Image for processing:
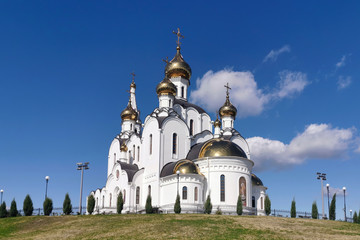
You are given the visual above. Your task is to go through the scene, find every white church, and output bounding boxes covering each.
[89,30,267,215]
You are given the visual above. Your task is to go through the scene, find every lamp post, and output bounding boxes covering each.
[0,189,3,204]
[77,162,89,215]
[326,183,330,219]
[176,170,180,197]
[317,172,327,219]
[45,176,50,199]
[343,186,346,222]
[350,210,353,221]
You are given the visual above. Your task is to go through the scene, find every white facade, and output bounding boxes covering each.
[89,41,267,215]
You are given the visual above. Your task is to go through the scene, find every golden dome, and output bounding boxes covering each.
[219,95,237,119]
[120,100,138,121]
[198,138,247,158]
[213,115,221,128]
[120,142,128,152]
[165,46,192,80]
[173,159,200,174]
[156,77,177,96]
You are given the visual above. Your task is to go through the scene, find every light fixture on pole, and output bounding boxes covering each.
[350,210,352,220]
[45,176,50,199]
[316,172,327,219]
[0,189,3,204]
[343,186,347,222]
[326,183,330,219]
[176,170,180,197]
[77,162,90,215]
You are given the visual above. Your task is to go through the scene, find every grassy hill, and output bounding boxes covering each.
[0,214,359,240]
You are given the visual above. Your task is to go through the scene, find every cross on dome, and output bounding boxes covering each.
[224,82,231,97]
[173,28,184,47]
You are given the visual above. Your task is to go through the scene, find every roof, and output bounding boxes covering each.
[186,142,207,160]
[119,162,139,182]
[160,162,177,178]
[174,98,206,114]
[251,174,264,186]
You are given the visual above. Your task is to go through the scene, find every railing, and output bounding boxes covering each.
[271,209,322,219]
[17,206,87,216]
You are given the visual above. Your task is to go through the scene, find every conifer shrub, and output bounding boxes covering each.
[63,193,72,215]
[358,211,360,224]
[204,195,212,214]
[215,206,222,215]
[117,192,124,214]
[174,194,181,214]
[43,198,53,216]
[145,195,153,214]
[87,195,95,215]
[236,194,243,215]
[290,198,296,218]
[9,199,18,217]
[311,201,318,219]
[353,211,358,224]
[0,202,7,218]
[265,195,271,216]
[329,194,336,220]
[23,195,34,216]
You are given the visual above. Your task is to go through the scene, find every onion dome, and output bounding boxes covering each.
[156,77,177,96]
[213,114,221,128]
[120,99,138,121]
[120,142,128,152]
[219,91,237,119]
[173,159,200,174]
[198,138,247,158]
[165,46,192,80]
[251,174,264,186]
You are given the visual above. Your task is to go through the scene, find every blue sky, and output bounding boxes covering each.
[0,1,359,219]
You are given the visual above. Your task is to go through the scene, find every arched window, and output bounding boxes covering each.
[194,187,198,202]
[190,120,194,136]
[123,190,126,203]
[181,86,184,98]
[102,195,104,208]
[96,197,98,208]
[114,153,116,164]
[220,175,225,202]
[182,186,187,200]
[148,185,151,196]
[133,145,135,159]
[149,134,152,155]
[261,197,263,210]
[172,133,177,154]
[136,186,140,204]
[130,123,133,130]
[109,193,112,207]
[137,146,140,162]
[239,177,246,206]
[252,196,255,208]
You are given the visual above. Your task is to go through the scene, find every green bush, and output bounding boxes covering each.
[9,199,18,217]
[23,195,34,216]
[174,194,181,214]
[265,195,271,216]
[145,195,152,214]
[329,194,336,220]
[87,195,95,215]
[43,198,53,216]
[117,192,124,214]
[0,202,7,218]
[236,194,243,215]
[215,206,222,215]
[63,193,72,215]
[204,195,212,214]
[358,211,360,224]
[311,201,318,219]
[290,199,296,218]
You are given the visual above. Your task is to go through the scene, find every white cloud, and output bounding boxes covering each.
[190,69,308,118]
[323,186,346,198]
[247,124,355,171]
[337,76,352,90]
[335,55,346,69]
[263,45,291,62]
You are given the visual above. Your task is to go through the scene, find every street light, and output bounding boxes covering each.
[350,210,353,220]
[316,172,327,219]
[176,170,180,197]
[0,189,3,204]
[45,176,50,199]
[77,162,89,215]
[343,186,347,222]
[326,183,330,219]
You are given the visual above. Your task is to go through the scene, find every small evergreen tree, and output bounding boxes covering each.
[353,211,358,224]
[204,195,212,214]
[329,194,336,220]
[63,193,72,215]
[290,198,296,218]
[87,195,95,215]
[358,211,360,224]
[117,192,124,214]
[265,195,271,216]
[145,195,153,214]
[311,201,318,219]
[9,199,18,217]
[174,194,181,214]
[43,198,53,216]
[236,194,243,215]
[23,195,34,216]
[0,202,7,218]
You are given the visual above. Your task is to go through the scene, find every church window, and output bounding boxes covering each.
[123,190,126,203]
[181,86,184,98]
[136,186,140,204]
[220,175,225,202]
[114,153,116,164]
[194,187,198,202]
[182,186,187,200]
[239,177,247,206]
[172,133,177,154]
[148,185,151,196]
[102,196,104,208]
[96,197,98,208]
[149,134,153,155]
[190,120,194,136]
[133,145,135,159]
[261,197,263,210]
[137,146,140,162]
[130,123,133,130]
[252,196,255,208]
[109,193,112,207]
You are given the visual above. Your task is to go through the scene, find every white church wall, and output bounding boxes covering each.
[107,138,121,176]
[201,114,212,132]
[231,136,251,159]
[186,108,199,136]
[191,130,213,146]
[127,134,142,166]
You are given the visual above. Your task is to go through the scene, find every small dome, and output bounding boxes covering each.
[251,174,263,186]
[120,142,128,152]
[165,46,192,80]
[173,159,200,174]
[213,116,221,128]
[199,138,247,158]
[219,95,237,119]
[156,77,177,96]
[120,100,138,121]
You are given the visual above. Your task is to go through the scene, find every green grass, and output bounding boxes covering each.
[0,214,359,239]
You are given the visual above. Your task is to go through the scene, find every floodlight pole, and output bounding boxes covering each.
[0,189,3,204]
[326,183,330,219]
[77,162,89,215]
[45,176,50,199]
[316,172,326,219]
[176,170,180,197]
[343,187,347,222]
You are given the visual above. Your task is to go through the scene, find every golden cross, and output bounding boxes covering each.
[162,57,169,64]
[224,83,231,96]
[130,72,135,82]
[172,28,184,47]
